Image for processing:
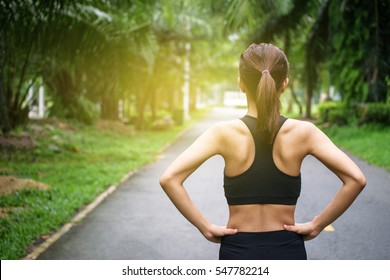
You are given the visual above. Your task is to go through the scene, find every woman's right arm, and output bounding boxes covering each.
[160,123,237,243]
[284,123,366,240]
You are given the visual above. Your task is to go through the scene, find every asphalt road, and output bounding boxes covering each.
[38,107,390,260]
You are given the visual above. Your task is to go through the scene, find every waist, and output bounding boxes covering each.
[227,204,295,232]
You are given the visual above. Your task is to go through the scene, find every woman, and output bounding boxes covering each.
[159,43,366,260]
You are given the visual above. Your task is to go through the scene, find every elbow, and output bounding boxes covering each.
[354,173,367,191]
[159,172,174,190]
[359,175,367,190]
[159,174,169,190]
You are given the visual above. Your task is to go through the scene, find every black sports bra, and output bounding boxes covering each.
[223,115,301,205]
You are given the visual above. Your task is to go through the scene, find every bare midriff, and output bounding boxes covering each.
[227,204,295,232]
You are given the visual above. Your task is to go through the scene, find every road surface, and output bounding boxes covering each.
[38,107,390,260]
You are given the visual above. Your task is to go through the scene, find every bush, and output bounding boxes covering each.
[49,95,99,125]
[328,107,349,125]
[70,96,100,125]
[358,103,390,126]
[318,102,349,124]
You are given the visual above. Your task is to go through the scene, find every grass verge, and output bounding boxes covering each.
[323,124,390,172]
[0,109,209,259]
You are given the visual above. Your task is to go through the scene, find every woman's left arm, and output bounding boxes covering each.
[284,123,366,240]
[160,123,237,243]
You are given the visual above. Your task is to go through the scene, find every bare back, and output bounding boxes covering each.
[219,117,311,232]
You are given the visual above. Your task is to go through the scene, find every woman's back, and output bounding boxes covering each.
[160,43,365,260]
[219,116,311,232]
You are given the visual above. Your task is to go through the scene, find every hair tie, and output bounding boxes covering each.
[262,70,269,74]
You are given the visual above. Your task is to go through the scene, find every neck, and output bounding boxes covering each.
[246,94,257,117]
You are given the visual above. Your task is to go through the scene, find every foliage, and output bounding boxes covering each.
[326,107,349,126]
[222,0,324,118]
[1,0,388,130]
[328,0,389,104]
[318,101,390,126]
[357,103,390,126]
[40,1,158,122]
[318,101,348,124]
[0,109,209,259]
[324,124,390,172]
[0,0,266,133]
[223,0,390,119]
[49,95,99,125]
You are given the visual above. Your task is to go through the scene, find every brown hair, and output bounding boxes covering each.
[239,43,289,143]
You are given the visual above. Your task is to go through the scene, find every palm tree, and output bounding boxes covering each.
[223,0,389,118]
[0,0,159,132]
[0,0,106,131]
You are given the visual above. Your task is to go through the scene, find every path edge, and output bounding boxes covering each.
[23,111,210,260]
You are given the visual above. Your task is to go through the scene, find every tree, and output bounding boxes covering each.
[224,0,316,117]
[0,0,108,131]
[223,0,390,118]
[0,0,159,132]
[328,0,389,104]
[0,0,63,132]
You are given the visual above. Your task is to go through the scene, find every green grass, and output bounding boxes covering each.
[323,124,390,172]
[281,101,390,171]
[0,109,209,259]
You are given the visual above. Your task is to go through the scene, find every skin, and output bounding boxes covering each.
[160,78,366,243]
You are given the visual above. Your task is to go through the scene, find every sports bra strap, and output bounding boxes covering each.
[240,115,288,144]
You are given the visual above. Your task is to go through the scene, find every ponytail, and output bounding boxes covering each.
[256,71,281,143]
[239,43,288,144]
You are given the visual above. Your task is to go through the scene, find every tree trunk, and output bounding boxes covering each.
[100,94,118,120]
[289,80,303,116]
[367,0,387,103]
[150,89,156,121]
[305,86,313,119]
[189,84,197,113]
[136,90,148,130]
[0,71,11,133]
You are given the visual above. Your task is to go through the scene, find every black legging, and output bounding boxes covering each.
[219,230,307,260]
